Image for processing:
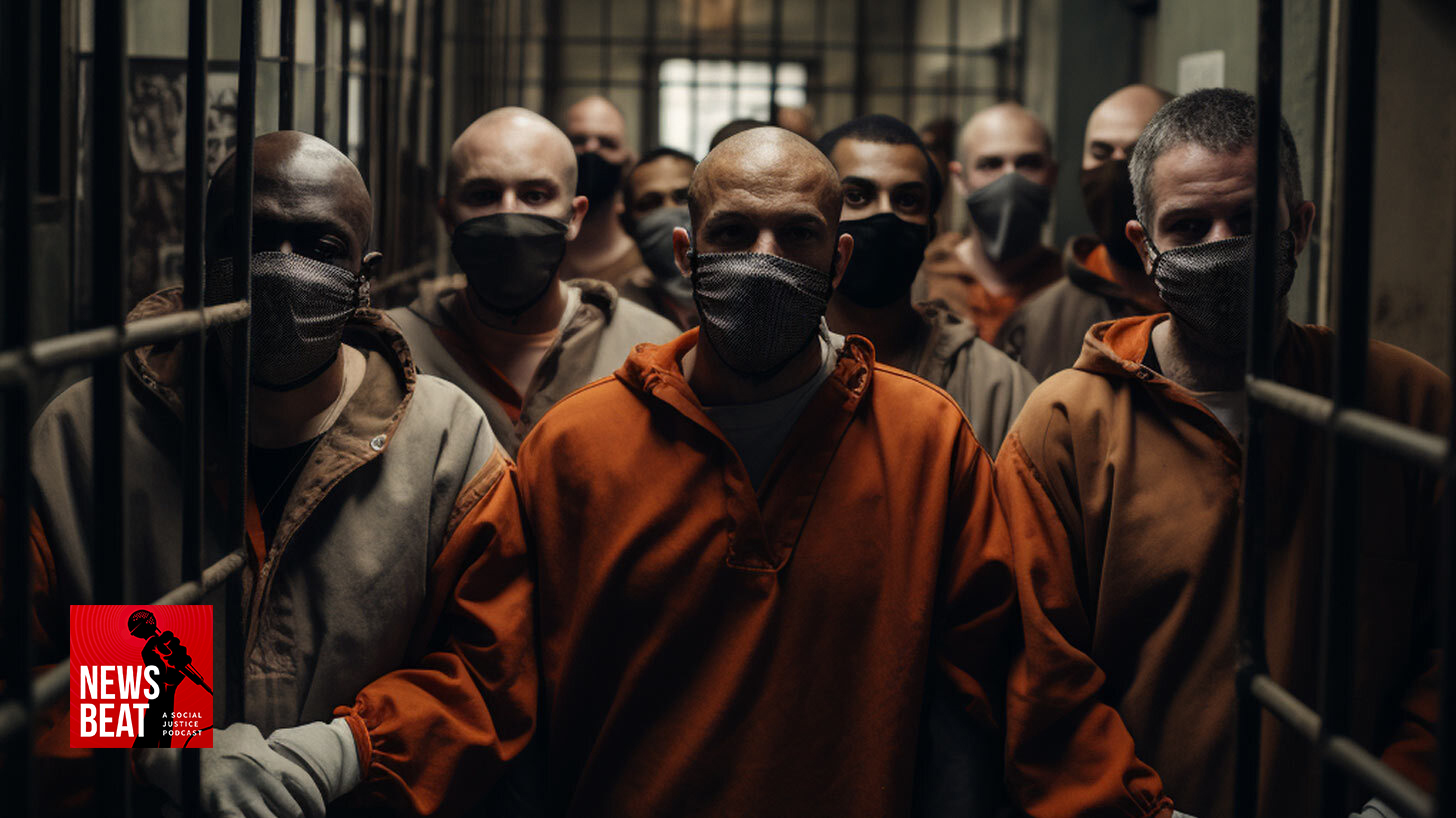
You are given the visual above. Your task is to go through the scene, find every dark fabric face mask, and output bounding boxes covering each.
[206,251,366,390]
[837,213,931,308]
[1080,159,1144,270]
[1148,229,1298,356]
[451,212,570,315]
[964,171,1052,263]
[689,250,834,378]
[631,205,695,302]
[576,152,624,212]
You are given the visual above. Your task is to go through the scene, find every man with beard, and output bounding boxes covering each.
[998,84,1172,380]
[818,114,1035,457]
[945,103,1063,347]
[465,127,1025,816]
[617,146,700,328]
[997,88,1444,817]
[387,107,678,455]
[557,95,648,287]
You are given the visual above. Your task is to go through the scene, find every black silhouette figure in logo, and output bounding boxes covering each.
[127,609,211,748]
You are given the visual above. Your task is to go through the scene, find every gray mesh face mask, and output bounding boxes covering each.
[1148,230,1297,355]
[632,205,695,303]
[206,251,366,389]
[689,250,833,377]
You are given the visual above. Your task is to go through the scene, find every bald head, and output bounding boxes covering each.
[677,127,847,280]
[564,95,632,165]
[206,130,374,271]
[1083,84,1173,170]
[953,102,1056,194]
[689,127,843,233]
[440,107,586,234]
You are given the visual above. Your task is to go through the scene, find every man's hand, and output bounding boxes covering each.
[134,722,327,818]
[141,630,190,687]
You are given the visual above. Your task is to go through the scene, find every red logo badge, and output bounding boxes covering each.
[69,605,214,748]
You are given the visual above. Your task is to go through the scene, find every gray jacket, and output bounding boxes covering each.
[387,277,680,455]
[906,301,1037,459]
[26,288,502,734]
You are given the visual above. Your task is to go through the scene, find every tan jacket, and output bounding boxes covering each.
[996,314,1446,817]
[997,236,1156,381]
[387,278,679,455]
[906,301,1037,458]
[16,289,533,815]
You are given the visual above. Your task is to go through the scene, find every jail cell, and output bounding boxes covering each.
[3,0,1456,815]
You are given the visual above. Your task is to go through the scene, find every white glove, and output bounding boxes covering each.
[267,717,363,804]
[1172,812,1199,818]
[134,722,327,818]
[1351,798,1401,818]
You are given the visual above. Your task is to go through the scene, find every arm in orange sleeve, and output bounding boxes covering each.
[934,430,1019,735]
[332,450,537,818]
[995,433,1172,818]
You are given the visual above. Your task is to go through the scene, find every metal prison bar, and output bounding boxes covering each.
[0,0,266,815]
[1236,1,1453,818]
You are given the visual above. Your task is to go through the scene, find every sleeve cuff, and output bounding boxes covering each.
[332,704,372,778]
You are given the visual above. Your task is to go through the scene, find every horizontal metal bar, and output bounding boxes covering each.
[558,78,1005,96]
[507,33,1012,57]
[0,548,246,743]
[0,302,249,385]
[1247,376,1448,471]
[1250,673,1435,817]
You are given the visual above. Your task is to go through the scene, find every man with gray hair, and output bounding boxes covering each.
[995,87,1445,816]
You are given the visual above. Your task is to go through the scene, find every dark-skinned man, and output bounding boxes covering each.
[461,126,1022,815]
[557,95,648,287]
[10,131,534,816]
[999,84,1172,380]
[941,102,1063,347]
[818,114,1035,458]
[617,146,699,328]
[997,88,1445,817]
[388,107,677,455]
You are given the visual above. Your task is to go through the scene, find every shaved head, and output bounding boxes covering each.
[957,102,1052,164]
[1083,84,1173,170]
[447,107,578,198]
[206,130,374,270]
[688,126,843,234]
[952,101,1057,194]
[564,95,632,164]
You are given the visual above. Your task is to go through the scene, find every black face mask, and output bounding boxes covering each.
[451,212,569,315]
[576,152,624,213]
[836,213,931,308]
[964,171,1051,263]
[1080,160,1143,270]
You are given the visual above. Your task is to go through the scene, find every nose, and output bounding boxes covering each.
[275,240,295,254]
[749,229,781,258]
[871,190,895,216]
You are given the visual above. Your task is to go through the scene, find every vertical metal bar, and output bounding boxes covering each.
[948,0,960,118]
[689,0,700,153]
[639,0,657,146]
[1236,1,1285,815]
[314,0,327,136]
[768,0,783,120]
[93,0,131,807]
[1319,0,1376,813]
[360,0,375,197]
[1437,95,1456,818]
[340,0,352,152]
[730,0,742,120]
[281,0,297,129]
[429,0,443,174]
[1,0,38,811]
[228,0,261,727]
[852,0,869,116]
[516,0,527,105]
[542,0,562,118]
[900,0,914,122]
[813,0,826,122]
[181,0,210,809]
[599,0,612,94]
